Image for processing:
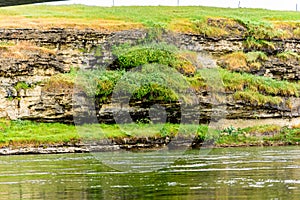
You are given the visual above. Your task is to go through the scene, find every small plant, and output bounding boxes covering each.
[244,37,275,50]
[222,126,239,136]
[277,51,300,61]
[293,28,300,38]
[246,51,268,62]
[14,82,30,91]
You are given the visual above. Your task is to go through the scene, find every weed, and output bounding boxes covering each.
[244,37,275,50]
[14,82,30,91]
[43,74,74,93]
[277,51,300,61]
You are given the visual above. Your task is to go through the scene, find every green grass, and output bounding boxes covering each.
[44,41,299,107]
[217,124,300,146]
[14,81,31,91]
[220,68,300,96]
[0,119,299,148]
[1,5,299,25]
[0,119,79,147]
[48,64,300,106]
[112,43,197,75]
[1,5,300,38]
[277,51,300,61]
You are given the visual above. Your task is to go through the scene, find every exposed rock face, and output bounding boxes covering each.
[249,58,300,81]
[0,28,299,123]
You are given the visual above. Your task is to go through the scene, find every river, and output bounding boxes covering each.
[0,146,299,199]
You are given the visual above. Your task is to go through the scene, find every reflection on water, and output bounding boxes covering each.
[0,146,299,199]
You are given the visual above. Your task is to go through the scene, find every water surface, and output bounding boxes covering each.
[0,146,299,199]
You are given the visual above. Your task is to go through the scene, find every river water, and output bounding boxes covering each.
[0,146,299,199]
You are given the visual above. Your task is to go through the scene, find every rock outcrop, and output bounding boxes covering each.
[0,28,299,123]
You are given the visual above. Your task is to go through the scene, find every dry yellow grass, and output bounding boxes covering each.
[168,18,195,34]
[0,16,143,32]
[169,17,244,37]
[220,52,248,70]
[43,74,74,94]
[0,41,55,59]
[272,21,300,39]
[292,123,300,129]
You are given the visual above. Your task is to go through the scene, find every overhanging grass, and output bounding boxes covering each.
[47,65,300,106]
[220,68,300,97]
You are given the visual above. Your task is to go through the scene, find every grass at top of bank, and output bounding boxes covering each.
[0,119,299,148]
[1,5,299,25]
[0,5,300,38]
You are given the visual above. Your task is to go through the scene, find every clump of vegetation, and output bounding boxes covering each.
[293,28,300,38]
[242,124,282,136]
[217,124,300,146]
[219,52,248,71]
[246,51,268,62]
[233,90,283,106]
[277,51,300,61]
[273,21,300,39]
[244,37,275,51]
[221,68,300,97]
[14,81,31,91]
[43,73,75,93]
[112,43,197,75]
[242,21,287,39]
[191,18,228,37]
[169,17,246,38]
[79,64,192,103]
[220,68,300,105]
[220,51,268,71]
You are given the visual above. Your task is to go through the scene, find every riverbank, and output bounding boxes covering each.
[0,5,299,155]
[0,120,299,155]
